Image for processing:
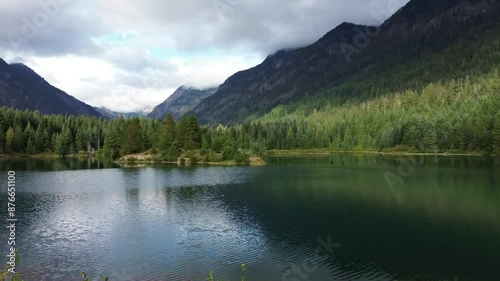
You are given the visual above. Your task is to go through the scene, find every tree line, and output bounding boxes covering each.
[0,108,256,163]
[246,67,500,155]
[0,68,499,159]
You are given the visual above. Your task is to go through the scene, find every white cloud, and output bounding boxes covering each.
[3,51,262,112]
[0,0,409,112]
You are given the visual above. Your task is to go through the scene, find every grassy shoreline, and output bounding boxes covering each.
[116,152,266,166]
[267,149,486,157]
[0,149,488,162]
[0,152,98,159]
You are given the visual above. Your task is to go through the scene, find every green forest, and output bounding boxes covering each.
[252,67,500,154]
[1,25,500,160]
[0,65,499,161]
[0,108,261,164]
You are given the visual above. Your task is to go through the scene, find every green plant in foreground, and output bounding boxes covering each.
[0,249,23,281]
[81,272,108,281]
[208,264,247,281]
[241,264,247,281]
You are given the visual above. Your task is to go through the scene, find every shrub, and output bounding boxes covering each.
[208,152,223,162]
[222,145,238,161]
[235,152,250,164]
[251,142,267,157]
[189,155,199,163]
[162,147,180,162]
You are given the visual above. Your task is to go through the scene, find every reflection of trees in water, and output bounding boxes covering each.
[161,185,208,203]
[0,157,118,171]
[126,188,139,201]
[178,186,199,201]
[162,186,174,204]
[267,153,498,170]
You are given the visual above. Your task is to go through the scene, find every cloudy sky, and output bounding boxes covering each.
[0,0,409,112]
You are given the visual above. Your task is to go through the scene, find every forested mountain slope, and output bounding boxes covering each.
[191,0,500,124]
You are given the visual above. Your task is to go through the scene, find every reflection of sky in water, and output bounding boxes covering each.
[3,167,265,281]
[0,155,499,281]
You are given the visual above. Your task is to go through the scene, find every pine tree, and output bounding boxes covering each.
[55,133,67,156]
[424,128,438,153]
[5,127,14,153]
[176,116,188,149]
[24,122,34,141]
[55,129,73,156]
[120,118,143,155]
[285,127,295,149]
[13,126,24,153]
[26,137,36,155]
[158,113,176,149]
[0,113,5,152]
[185,115,201,150]
[104,125,121,159]
[492,113,500,155]
[34,125,45,153]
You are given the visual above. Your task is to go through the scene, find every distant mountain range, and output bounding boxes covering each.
[0,58,101,117]
[147,86,218,120]
[2,0,499,124]
[0,56,216,120]
[190,0,500,124]
[94,106,153,119]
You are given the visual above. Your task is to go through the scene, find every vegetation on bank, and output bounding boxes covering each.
[1,63,499,164]
[117,149,265,166]
[239,26,500,157]
[0,109,266,165]
[267,148,484,156]
[0,34,499,160]
[247,67,500,156]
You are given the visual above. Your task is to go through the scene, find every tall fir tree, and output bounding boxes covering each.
[120,118,143,155]
[5,127,14,154]
[158,113,176,149]
[492,113,500,155]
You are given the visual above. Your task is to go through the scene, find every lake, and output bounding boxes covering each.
[0,154,499,281]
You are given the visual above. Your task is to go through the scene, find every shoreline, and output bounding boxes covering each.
[267,149,487,157]
[0,153,99,159]
[117,153,266,167]
[0,149,490,162]
[115,160,266,167]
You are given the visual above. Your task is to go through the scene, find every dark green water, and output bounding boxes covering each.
[0,154,499,281]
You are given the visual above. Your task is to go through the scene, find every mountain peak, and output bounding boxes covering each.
[9,63,42,81]
[191,0,500,124]
[148,86,218,120]
[0,58,101,117]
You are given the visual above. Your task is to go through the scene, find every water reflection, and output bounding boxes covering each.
[0,157,118,171]
[0,156,498,281]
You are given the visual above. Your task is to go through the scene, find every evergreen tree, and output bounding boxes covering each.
[5,127,14,153]
[55,129,73,156]
[423,128,438,153]
[176,116,188,149]
[13,126,24,153]
[185,115,201,150]
[26,137,36,155]
[120,118,143,155]
[492,113,500,155]
[158,113,176,149]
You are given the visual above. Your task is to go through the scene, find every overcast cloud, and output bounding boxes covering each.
[0,0,409,112]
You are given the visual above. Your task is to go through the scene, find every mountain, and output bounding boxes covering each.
[94,106,152,119]
[148,86,218,120]
[0,59,101,117]
[191,0,500,124]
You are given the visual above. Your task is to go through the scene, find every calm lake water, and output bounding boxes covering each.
[0,154,499,281]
